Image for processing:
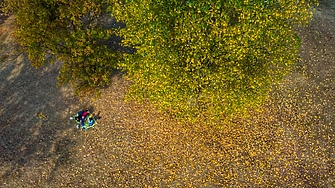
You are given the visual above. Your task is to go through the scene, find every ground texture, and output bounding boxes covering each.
[0,1,334,187]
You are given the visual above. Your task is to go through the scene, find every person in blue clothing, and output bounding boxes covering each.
[87,114,97,128]
[70,109,91,130]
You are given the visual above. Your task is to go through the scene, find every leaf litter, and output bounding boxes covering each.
[1,1,335,187]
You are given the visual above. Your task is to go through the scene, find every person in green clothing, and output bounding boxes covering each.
[86,114,97,128]
[70,109,97,130]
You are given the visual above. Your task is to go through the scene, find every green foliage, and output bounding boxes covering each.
[3,0,120,95]
[111,0,317,121]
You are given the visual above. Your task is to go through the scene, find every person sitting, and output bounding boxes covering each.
[87,114,97,127]
[70,109,90,129]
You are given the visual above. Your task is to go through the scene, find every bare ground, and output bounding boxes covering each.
[0,1,334,187]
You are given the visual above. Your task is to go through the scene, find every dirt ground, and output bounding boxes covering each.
[0,1,334,187]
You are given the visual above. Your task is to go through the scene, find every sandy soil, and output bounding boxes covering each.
[0,1,334,187]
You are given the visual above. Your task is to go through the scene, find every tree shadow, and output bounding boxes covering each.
[101,34,137,54]
[98,14,137,54]
[0,14,8,25]
[0,16,118,185]
[0,26,80,185]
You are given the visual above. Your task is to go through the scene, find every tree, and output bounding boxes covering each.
[2,0,121,95]
[111,0,317,121]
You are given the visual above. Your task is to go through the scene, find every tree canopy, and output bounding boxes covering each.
[2,0,120,95]
[2,0,318,121]
[111,0,317,121]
